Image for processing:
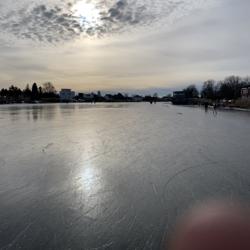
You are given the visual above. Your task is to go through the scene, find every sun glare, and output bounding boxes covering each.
[72,1,102,28]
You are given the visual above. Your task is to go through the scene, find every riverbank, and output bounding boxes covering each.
[199,98,250,112]
[221,106,250,112]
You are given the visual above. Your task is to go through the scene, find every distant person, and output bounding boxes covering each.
[169,201,250,250]
[213,103,218,116]
[204,102,209,112]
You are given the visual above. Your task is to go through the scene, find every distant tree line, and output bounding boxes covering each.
[1,75,249,105]
[201,76,250,100]
[181,76,250,100]
[0,82,58,103]
[75,92,165,103]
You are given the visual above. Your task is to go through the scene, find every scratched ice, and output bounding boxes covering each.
[0,103,250,249]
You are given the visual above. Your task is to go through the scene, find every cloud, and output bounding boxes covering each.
[0,3,83,42]
[0,0,249,92]
[0,0,215,43]
[101,0,147,26]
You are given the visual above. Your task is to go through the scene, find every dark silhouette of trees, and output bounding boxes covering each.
[1,75,249,105]
[23,84,32,99]
[143,96,153,102]
[93,93,105,102]
[0,85,22,103]
[173,75,249,106]
[200,76,250,101]
[41,82,58,99]
[183,85,199,98]
[31,83,39,100]
[219,76,243,100]
[8,85,22,101]
[201,80,216,100]
[38,86,43,99]
[0,88,8,98]
[0,82,59,103]
[112,93,125,101]
[43,82,56,94]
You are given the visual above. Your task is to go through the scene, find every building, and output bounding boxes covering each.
[59,89,75,101]
[172,91,187,105]
[241,87,250,99]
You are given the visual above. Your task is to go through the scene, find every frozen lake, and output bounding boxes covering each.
[0,103,250,249]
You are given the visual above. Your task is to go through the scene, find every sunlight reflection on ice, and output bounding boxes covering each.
[81,166,101,193]
[72,135,110,220]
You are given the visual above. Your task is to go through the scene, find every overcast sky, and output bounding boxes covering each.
[0,0,249,93]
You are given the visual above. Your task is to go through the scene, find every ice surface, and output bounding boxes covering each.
[0,103,250,249]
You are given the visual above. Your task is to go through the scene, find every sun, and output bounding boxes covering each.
[72,1,102,28]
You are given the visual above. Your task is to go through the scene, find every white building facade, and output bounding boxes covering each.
[59,89,75,101]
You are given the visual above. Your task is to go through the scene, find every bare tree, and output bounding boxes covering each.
[201,80,216,100]
[42,82,56,94]
[183,85,199,98]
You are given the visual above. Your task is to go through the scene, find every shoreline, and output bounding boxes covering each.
[1,102,250,112]
[220,106,250,112]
